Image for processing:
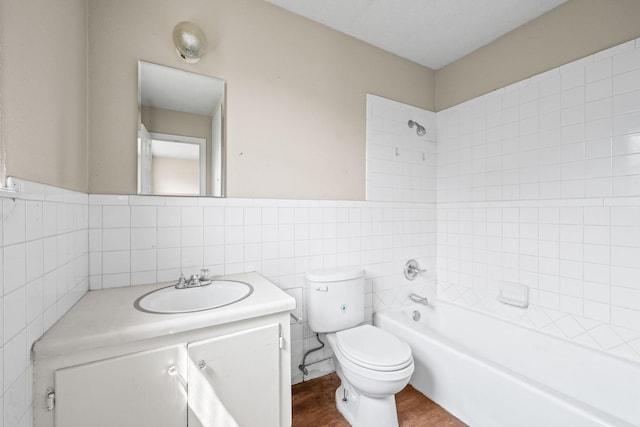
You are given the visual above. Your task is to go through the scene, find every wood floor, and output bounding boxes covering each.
[292,373,466,427]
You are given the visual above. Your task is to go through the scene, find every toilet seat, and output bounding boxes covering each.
[334,325,413,372]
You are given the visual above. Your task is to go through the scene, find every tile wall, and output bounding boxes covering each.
[0,179,89,427]
[87,195,436,382]
[436,38,640,362]
[366,94,436,203]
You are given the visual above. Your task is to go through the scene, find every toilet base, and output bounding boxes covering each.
[335,383,399,427]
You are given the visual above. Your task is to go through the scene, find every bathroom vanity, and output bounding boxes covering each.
[32,272,296,427]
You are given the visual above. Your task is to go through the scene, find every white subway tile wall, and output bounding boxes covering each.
[366,94,437,203]
[88,195,437,383]
[0,179,88,427]
[436,38,640,362]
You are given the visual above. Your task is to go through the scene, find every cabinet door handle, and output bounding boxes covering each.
[167,365,187,393]
[168,361,206,374]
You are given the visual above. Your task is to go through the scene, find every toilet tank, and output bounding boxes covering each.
[305,267,365,333]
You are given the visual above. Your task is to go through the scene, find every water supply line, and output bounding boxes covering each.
[298,333,325,377]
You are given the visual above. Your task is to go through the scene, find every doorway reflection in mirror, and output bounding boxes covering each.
[139,130,205,195]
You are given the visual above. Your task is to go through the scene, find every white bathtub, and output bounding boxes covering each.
[376,302,640,427]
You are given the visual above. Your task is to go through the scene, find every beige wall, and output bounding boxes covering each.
[0,0,88,191]
[141,107,212,141]
[7,0,635,196]
[88,0,436,200]
[436,0,640,110]
[153,156,200,195]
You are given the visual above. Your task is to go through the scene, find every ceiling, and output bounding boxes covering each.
[139,61,224,116]
[265,0,568,70]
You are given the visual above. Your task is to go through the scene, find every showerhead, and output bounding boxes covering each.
[408,120,426,137]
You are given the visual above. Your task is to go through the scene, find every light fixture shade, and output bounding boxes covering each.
[172,21,207,63]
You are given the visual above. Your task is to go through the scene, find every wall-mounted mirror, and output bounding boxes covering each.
[138,61,225,197]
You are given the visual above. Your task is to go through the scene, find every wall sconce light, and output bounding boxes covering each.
[172,21,207,63]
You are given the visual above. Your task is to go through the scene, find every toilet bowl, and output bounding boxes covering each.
[327,325,414,426]
[304,267,414,427]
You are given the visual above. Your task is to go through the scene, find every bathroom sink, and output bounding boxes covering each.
[134,280,253,314]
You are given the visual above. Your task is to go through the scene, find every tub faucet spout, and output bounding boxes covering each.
[409,293,428,305]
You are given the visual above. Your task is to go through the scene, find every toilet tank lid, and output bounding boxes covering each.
[305,266,364,282]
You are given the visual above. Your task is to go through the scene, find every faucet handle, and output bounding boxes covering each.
[404,259,427,281]
[199,268,212,286]
[175,274,187,289]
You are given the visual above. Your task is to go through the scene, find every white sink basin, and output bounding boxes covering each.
[134,280,253,314]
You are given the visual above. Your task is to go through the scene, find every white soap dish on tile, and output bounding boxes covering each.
[497,281,529,308]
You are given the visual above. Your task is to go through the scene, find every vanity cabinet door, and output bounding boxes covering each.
[54,345,187,427]
[187,323,281,427]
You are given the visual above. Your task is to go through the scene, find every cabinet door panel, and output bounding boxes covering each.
[55,345,187,427]
[188,323,280,427]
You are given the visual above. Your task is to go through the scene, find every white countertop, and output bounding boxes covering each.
[33,272,296,359]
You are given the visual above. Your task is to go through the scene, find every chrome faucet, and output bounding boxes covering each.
[186,274,201,287]
[175,269,212,289]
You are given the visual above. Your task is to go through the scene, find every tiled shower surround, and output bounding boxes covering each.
[366,94,437,203]
[436,38,640,360]
[2,37,640,426]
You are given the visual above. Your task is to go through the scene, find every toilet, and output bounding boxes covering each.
[305,267,414,427]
